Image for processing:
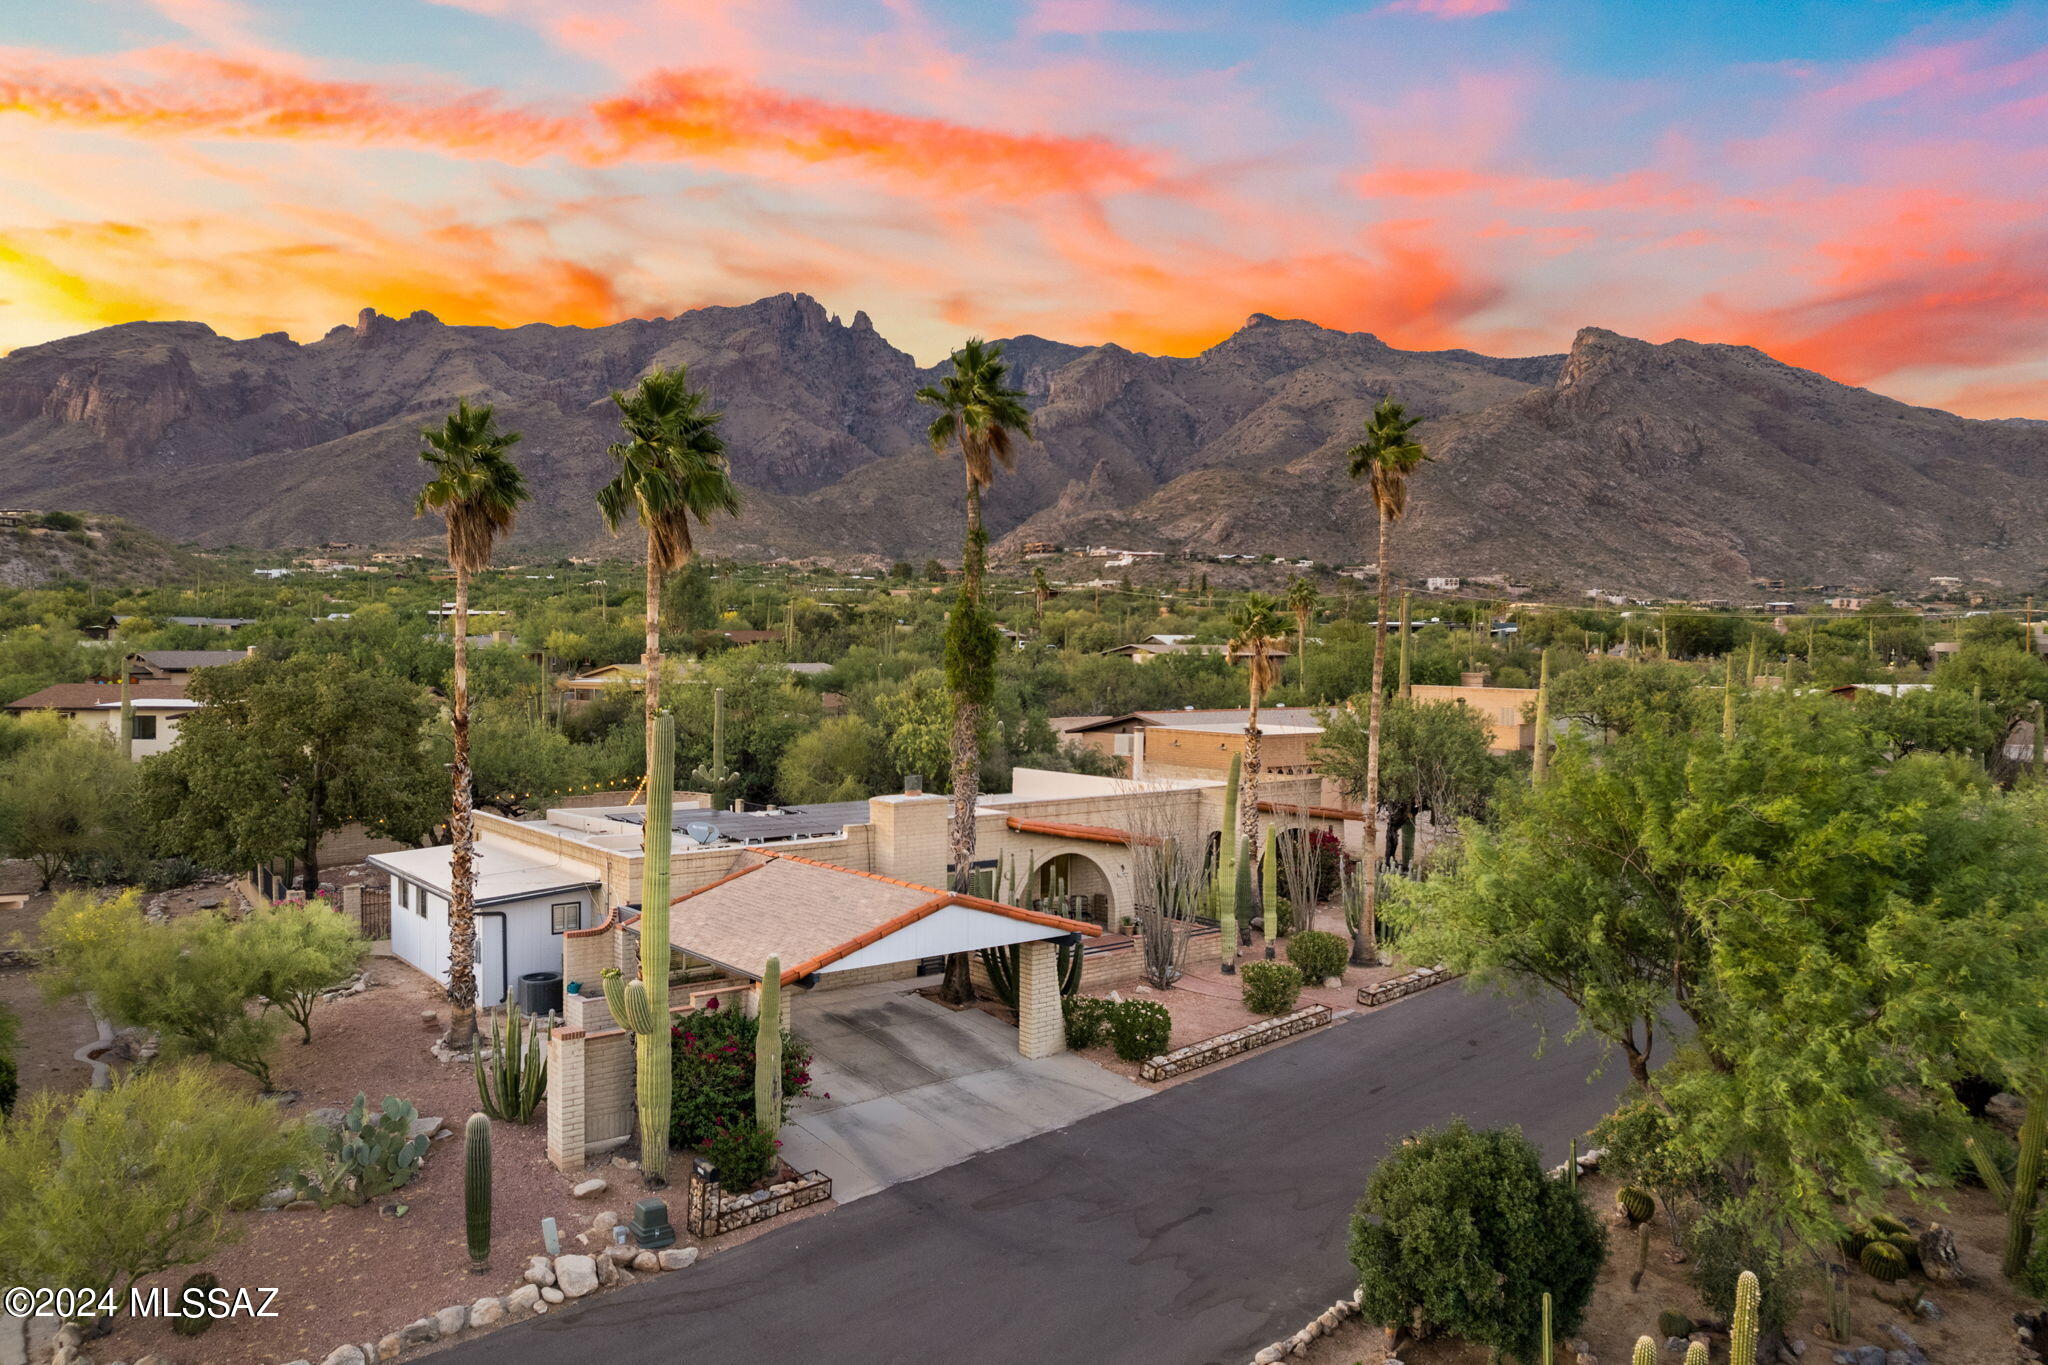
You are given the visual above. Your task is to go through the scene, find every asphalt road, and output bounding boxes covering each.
[441,985,1628,1365]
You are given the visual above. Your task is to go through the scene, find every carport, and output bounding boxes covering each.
[666,852,1102,1059]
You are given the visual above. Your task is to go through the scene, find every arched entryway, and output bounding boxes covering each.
[1028,850,1119,930]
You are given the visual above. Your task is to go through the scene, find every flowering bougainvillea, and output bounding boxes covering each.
[668,997,813,1149]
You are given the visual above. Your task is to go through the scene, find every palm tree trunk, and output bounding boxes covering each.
[1297,618,1309,696]
[1354,513,1392,967]
[445,563,478,1047]
[941,478,985,1005]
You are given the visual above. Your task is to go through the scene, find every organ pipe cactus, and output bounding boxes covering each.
[464,1113,492,1270]
[1214,754,1240,974]
[1683,1344,1707,1365]
[1629,1222,1651,1292]
[605,709,676,1182]
[1730,1269,1760,1365]
[755,954,783,1139]
[1540,1292,1552,1365]
[1261,824,1279,957]
[1966,1093,2047,1281]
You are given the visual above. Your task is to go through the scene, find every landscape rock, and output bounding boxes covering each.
[603,1242,638,1266]
[258,1184,297,1210]
[540,1286,565,1304]
[321,1348,366,1365]
[524,1254,555,1286]
[409,1116,445,1140]
[658,1247,699,1270]
[504,1284,542,1318]
[596,1252,619,1287]
[588,1208,620,1237]
[433,1304,468,1337]
[469,1296,504,1329]
[554,1254,599,1298]
[377,1332,402,1358]
[399,1316,439,1346]
[632,1250,660,1272]
[1253,1347,1284,1364]
[1322,976,1342,988]
[571,1177,608,1198]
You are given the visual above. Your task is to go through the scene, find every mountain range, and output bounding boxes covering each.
[2,292,2043,595]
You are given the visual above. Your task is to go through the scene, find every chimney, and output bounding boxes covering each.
[903,774,923,796]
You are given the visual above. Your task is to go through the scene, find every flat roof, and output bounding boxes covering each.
[606,800,875,846]
[368,844,599,906]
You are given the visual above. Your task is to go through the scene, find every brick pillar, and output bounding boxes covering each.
[1016,939,1065,1059]
[546,1029,588,1173]
[340,883,362,921]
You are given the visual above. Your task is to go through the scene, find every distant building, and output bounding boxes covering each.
[1425,577,1461,592]
[125,648,253,678]
[556,663,646,708]
[1409,682,1538,753]
[1099,633,1216,663]
[5,680,199,758]
[1828,597,1866,611]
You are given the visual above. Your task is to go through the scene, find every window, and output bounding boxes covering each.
[551,901,582,934]
[130,715,157,741]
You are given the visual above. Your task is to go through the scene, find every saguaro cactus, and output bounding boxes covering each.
[1729,1268,1760,1365]
[691,685,739,810]
[602,709,677,1183]
[1540,1291,1552,1365]
[464,1112,492,1270]
[755,954,783,1138]
[1214,754,1241,974]
[1683,1344,1708,1365]
[1631,1336,1658,1365]
[1532,649,1551,782]
[1261,824,1279,957]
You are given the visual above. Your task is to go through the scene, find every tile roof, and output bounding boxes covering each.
[1256,800,1365,821]
[1004,816,1162,846]
[131,649,248,671]
[663,852,1098,984]
[7,680,190,710]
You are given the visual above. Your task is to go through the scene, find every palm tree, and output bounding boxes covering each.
[1031,565,1056,629]
[598,366,743,758]
[1345,398,1430,967]
[1285,576,1320,696]
[1227,594,1287,861]
[415,399,529,1048]
[916,338,1032,1004]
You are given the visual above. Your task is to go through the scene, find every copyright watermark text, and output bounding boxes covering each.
[5,1285,281,1320]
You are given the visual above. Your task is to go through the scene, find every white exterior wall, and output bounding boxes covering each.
[386,873,592,1006]
[65,707,185,758]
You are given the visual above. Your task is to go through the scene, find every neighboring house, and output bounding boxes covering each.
[1409,681,1538,752]
[125,648,252,678]
[784,662,833,677]
[161,615,259,630]
[715,629,783,646]
[1100,633,1213,663]
[1060,707,1324,766]
[4,679,198,757]
[556,663,647,708]
[1425,577,1461,591]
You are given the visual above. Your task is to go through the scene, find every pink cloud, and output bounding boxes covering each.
[1378,0,1512,18]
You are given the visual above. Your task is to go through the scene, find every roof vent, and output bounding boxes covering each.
[903,774,923,795]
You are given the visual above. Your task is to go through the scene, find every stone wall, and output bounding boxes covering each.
[1139,1003,1332,1082]
[684,1162,833,1238]
[1357,965,1460,1007]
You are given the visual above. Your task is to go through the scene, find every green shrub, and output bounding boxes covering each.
[1106,999,1171,1062]
[704,1117,779,1191]
[0,1065,311,1301]
[1348,1119,1606,1361]
[669,996,812,1149]
[1240,960,1304,1015]
[1062,996,1112,1050]
[1684,1202,1799,1335]
[1285,930,1349,983]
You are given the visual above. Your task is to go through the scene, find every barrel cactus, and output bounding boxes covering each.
[1631,1335,1659,1365]
[1618,1185,1655,1226]
[1656,1310,1692,1340]
[465,1112,492,1270]
[1860,1240,1907,1283]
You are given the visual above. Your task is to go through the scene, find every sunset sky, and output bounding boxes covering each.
[2,0,2045,416]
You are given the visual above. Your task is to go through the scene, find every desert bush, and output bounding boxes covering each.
[669,996,812,1148]
[1062,995,1112,1050]
[704,1117,779,1190]
[1106,999,1171,1061]
[1240,960,1304,1015]
[1348,1119,1605,1361]
[242,901,366,1044]
[0,1065,310,1305]
[1285,929,1349,983]
[1685,1200,1800,1335]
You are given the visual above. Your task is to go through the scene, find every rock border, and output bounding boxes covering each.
[1139,1004,1334,1082]
[1248,1288,1367,1363]
[1356,966,1460,1008]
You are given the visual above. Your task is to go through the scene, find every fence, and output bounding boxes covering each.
[356,885,391,940]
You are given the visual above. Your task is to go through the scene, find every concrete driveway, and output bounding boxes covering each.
[778,983,1146,1201]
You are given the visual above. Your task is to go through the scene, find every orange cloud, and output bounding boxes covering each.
[0,48,1159,200]
[1936,377,2048,421]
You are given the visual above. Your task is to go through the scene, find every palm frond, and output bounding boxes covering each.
[414,399,530,576]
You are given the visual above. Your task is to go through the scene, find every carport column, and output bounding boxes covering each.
[1016,940,1066,1059]
[546,1028,588,1173]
